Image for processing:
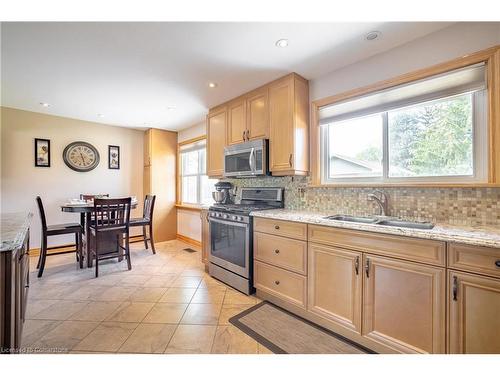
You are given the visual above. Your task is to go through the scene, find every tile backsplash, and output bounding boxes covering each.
[226,176,500,227]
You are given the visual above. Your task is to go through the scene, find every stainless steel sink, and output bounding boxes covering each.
[376,219,435,230]
[323,215,378,224]
[324,215,434,230]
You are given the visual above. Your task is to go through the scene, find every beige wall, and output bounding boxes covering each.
[177,209,202,242]
[0,107,144,248]
[310,22,500,101]
[177,121,205,143]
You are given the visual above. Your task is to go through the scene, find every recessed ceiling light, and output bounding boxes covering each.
[39,102,51,107]
[208,82,218,88]
[365,31,381,41]
[275,39,289,48]
[97,113,104,118]
[166,106,176,110]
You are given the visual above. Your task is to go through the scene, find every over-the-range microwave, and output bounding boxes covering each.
[223,139,269,178]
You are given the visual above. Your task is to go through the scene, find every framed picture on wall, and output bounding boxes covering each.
[35,138,51,167]
[108,145,120,169]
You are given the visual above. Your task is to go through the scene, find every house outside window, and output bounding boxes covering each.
[319,63,488,184]
[179,138,216,205]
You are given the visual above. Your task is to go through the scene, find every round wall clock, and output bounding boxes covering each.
[63,141,100,172]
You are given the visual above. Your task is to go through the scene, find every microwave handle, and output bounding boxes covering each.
[249,148,256,172]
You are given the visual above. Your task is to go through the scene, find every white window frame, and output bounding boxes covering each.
[179,139,207,205]
[320,90,488,185]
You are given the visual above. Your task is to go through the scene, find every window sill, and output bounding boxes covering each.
[308,182,499,188]
[175,203,204,212]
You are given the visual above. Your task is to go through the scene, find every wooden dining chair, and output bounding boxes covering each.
[130,195,156,254]
[35,196,83,278]
[79,194,109,225]
[89,197,132,277]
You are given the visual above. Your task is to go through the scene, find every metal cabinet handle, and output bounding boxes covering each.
[289,153,293,167]
[452,276,458,301]
[242,131,246,141]
[495,260,500,268]
[365,258,370,278]
[274,280,280,285]
[274,225,280,230]
[275,249,280,254]
[355,256,359,275]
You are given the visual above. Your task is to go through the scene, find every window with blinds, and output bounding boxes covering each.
[179,138,217,205]
[318,63,488,183]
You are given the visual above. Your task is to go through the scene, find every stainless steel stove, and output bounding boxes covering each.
[208,187,284,294]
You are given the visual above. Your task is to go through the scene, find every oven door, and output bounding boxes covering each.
[208,217,250,278]
[224,147,264,177]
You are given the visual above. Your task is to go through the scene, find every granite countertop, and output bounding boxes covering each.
[251,209,500,248]
[0,212,33,253]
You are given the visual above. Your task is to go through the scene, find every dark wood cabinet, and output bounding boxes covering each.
[1,229,30,353]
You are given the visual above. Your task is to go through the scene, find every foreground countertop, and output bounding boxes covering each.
[0,212,32,253]
[251,209,500,248]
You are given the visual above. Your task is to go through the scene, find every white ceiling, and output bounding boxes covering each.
[1,22,453,131]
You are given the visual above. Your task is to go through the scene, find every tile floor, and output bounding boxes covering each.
[22,240,272,354]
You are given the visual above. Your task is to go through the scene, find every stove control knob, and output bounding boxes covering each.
[239,217,244,221]
[223,214,229,219]
[232,215,237,220]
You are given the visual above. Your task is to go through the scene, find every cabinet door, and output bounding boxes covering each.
[362,255,445,353]
[308,244,362,333]
[449,271,500,353]
[247,88,269,140]
[227,99,247,145]
[201,210,210,265]
[207,107,227,177]
[269,77,294,173]
[144,129,152,166]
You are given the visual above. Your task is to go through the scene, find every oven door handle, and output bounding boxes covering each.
[208,216,249,228]
[249,147,256,172]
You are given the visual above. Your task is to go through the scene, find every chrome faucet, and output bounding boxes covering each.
[367,190,389,216]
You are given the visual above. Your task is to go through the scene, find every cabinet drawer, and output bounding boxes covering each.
[254,260,306,309]
[254,232,307,275]
[308,225,446,266]
[254,217,307,240]
[448,243,500,278]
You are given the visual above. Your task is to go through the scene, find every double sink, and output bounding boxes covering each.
[323,214,435,230]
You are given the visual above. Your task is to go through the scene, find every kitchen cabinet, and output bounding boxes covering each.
[1,227,30,352]
[144,129,152,167]
[200,209,210,269]
[448,271,500,353]
[227,99,247,145]
[206,73,308,177]
[206,106,227,177]
[269,74,309,176]
[143,128,177,242]
[246,87,269,140]
[308,243,362,334]
[362,254,446,353]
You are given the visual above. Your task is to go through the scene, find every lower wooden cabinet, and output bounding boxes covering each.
[200,209,210,267]
[254,260,306,309]
[448,271,500,353]
[362,254,446,353]
[308,243,362,333]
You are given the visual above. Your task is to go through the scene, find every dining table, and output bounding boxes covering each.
[61,199,138,267]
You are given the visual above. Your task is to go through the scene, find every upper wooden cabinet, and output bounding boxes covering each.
[227,98,247,145]
[144,128,152,167]
[448,271,500,354]
[207,106,227,177]
[269,74,309,176]
[207,73,309,177]
[246,87,269,141]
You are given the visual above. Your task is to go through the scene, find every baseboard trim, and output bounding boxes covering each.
[176,234,201,248]
[29,235,144,257]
